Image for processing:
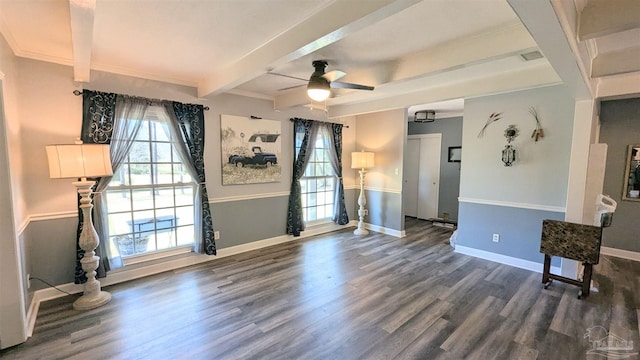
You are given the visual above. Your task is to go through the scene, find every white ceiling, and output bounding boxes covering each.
[0,0,638,116]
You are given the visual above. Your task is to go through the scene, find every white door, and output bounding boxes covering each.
[404,134,441,220]
[403,139,420,217]
[417,135,441,219]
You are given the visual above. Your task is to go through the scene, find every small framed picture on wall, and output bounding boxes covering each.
[448,146,462,162]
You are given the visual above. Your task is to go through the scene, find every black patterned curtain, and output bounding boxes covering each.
[164,102,216,255]
[324,123,349,225]
[76,90,117,283]
[286,118,319,236]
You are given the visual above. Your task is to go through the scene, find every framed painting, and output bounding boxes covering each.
[220,114,282,185]
[448,146,462,162]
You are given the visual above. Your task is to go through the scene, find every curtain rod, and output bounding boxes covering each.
[72,90,210,111]
[289,118,349,128]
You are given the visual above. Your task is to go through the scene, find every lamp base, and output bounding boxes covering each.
[73,290,111,311]
[354,227,369,236]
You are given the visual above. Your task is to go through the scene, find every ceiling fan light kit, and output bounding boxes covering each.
[305,60,374,102]
[307,60,331,102]
[307,77,331,102]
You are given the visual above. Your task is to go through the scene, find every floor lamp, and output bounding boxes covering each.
[46,141,113,310]
[351,150,375,235]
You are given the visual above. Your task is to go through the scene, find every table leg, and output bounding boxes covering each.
[542,254,552,288]
[582,263,593,298]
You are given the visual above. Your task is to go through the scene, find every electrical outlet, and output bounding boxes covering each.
[214,231,220,240]
[492,233,500,243]
[27,273,31,289]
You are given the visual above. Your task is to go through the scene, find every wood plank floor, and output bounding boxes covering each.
[2,218,639,359]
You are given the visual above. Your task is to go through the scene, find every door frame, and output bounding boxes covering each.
[0,73,28,348]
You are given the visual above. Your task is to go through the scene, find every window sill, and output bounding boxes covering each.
[121,244,195,267]
[305,219,334,228]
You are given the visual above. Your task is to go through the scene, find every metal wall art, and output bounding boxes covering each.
[502,125,519,166]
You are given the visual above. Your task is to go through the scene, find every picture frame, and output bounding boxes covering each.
[220,114,282,185]
[448,146,462,162]
[622,144,640,201]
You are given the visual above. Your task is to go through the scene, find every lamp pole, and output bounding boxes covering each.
[72,178,112,310]
[354,169,369,235]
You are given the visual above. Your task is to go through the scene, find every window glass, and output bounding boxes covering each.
[105,114,195,258]
[296,128,336,222]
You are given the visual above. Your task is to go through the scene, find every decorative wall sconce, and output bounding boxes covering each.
[502,125,519,166]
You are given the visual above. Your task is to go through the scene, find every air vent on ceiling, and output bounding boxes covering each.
[521,50,544,61]
[414,110,435,123]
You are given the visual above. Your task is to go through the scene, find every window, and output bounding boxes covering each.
[105,115,195,258]
[297,129,335,222]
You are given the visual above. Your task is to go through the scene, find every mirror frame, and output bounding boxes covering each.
[622,144,640,202]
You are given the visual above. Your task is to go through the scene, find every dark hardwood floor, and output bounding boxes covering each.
[2,218,639,359]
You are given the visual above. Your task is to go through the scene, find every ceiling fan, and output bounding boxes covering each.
[271,60,375,102]
[307,60,375,101]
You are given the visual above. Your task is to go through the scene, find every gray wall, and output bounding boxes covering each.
[599,98,640,252]
[366,190,403,231]
[212,190,356,249]
[23,217,78,291]
[457,85,574,265]
[458,202,563,265]
[408,116,463,220]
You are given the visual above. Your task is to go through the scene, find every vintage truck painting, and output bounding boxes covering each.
[228,146,277,167]
[220,114,282,185]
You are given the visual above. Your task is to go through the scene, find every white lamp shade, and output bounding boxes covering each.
[46,144,113,179]
[351,151,375,169]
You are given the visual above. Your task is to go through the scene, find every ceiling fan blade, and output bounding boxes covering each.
[323,70,346,82]
[330,81,374,91]
[278,84,306,92]
[268,72,308,82]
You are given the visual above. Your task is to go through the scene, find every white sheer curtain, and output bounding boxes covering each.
[94,96,148,270]
[156,106,201,252]
[317,122,349,225]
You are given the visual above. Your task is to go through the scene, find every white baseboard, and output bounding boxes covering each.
[360,221,405,238]
[600,246,640,262]
[454,245,561,274]
[26,221,355,337]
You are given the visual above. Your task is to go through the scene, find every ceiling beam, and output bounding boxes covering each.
[273,22,537,110]
[508,0,593,100]
[328,64,561,118]
[596,72,640,99]
[69,0,96,83]
[592,47,640,78]
[579,0,640,41]
[197,0,421,98]
[391,22,536,82]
